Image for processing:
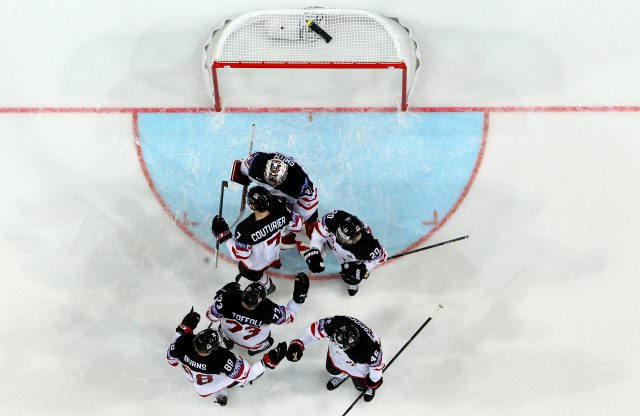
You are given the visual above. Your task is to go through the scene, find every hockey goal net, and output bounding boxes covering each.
[202,8,420,111]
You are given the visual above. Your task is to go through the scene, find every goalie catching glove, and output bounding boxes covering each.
[340,262,369,285]
[211,215,231,243]
[262,342,288,369]
[304,248,324,273]
[176,307,200,334]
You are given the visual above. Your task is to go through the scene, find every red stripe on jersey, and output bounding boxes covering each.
[232,246,250,259]
[300,194,317,203]
[311,321,326,339]
[297,200,319,210]
[315,222,330,238]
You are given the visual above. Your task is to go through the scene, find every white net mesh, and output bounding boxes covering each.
[211,9,405,63]
[202,8,420,109]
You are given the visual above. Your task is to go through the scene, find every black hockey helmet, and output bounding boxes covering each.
[336,215,364,245]
[242,282,267,310]
[264,158,288,187]
[193,328,219,354]
[247,186,272,212]
[332,323,360,350]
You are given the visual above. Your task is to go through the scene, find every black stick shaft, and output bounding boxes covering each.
[340,314,438,416]
[387,235,468,260]
[214,180,228,268]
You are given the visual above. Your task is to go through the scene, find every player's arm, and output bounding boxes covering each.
[303,213,335,273]
[285,208,303,234]
[309,212,332,248]
[205,283,239,322]
[167,308,201,366]
[224,343,287,384]
[240,152,258,176]
[272,273,310,325]
[362,236,388,272]
[286,316,333,362]
[295,176,319,212]
[166,333,181,367]
[211,215,253,261]
[342,238,388,285]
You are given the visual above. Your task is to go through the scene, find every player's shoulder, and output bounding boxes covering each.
[357,229,384,251]
[172,333,195,354]
[200,347,238,373]
[254,298,281,320]
[235,217,258,244]
[217,289,243,310]
[270,198,293,217]
[321,210,350,232]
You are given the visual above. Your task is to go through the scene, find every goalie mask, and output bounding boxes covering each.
[242,282,267,310]
[264,158,288,187]
[193,328,219,354]
[336,216,364,245]
[332,323,360,350]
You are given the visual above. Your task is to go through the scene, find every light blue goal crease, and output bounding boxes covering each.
[137,111,484,275]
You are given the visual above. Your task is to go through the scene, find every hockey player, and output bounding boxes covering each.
[303,210,387,296]
[205,272,309,356]
[212,185,303,293]
[286,315,385,402]
[166,308,287,406]
[230,151,319,242]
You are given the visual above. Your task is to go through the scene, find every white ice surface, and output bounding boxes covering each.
[1,1,640,415]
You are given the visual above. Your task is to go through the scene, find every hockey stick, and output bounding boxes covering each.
[230,123,256,228]
[339,304,445,416]
[214,180,229,268]
[386,235,469,261]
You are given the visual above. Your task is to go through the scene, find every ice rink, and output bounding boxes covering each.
[1,1,639,415]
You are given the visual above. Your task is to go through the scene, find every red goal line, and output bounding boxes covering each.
[1,105,640,114]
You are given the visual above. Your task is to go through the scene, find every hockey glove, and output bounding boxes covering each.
[211,215,231,243]
[293,272,310,303]
[304,248,325,273]
[286,339,305,362]
[176,307,200,334]
[262,342,288,369]
[340,262,369,285]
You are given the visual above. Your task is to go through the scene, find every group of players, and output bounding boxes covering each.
[167,151,389,407]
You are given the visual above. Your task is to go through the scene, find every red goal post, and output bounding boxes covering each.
[202,8,420,111]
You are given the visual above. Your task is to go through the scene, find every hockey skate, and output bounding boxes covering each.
[363,388,375,402]
[326,374,348,391]
[248,336,274,356]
